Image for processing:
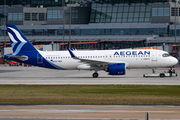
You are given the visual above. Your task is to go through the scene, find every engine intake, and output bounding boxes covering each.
[108,63,126,75]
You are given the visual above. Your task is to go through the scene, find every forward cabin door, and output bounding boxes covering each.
[152,51,157,63]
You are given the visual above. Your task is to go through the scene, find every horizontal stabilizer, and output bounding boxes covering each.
[6,55,28,61]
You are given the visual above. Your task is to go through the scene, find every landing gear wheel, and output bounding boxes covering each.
[159,73,165,78]
[92,73,99,78]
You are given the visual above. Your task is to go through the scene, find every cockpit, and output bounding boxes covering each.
[162,53,170,57]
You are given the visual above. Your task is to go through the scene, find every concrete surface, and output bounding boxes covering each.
[0,65,180,120]
[0,64,179,85]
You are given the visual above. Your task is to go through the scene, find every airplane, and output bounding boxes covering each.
[4,24,178,78]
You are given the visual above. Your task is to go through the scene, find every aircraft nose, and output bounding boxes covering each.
[172,57,178,65]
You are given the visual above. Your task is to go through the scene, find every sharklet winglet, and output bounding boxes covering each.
[67,47,78,59]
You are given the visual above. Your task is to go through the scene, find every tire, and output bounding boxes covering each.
[143,74,148,78]
[92,73,99,78]
[159,73,165,78]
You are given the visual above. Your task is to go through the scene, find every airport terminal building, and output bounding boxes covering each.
[0,0,180,54]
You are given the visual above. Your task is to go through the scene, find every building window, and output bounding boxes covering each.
[72,10,78,18]
[164,8,169,16]
[13,13,17,21]
[140,6,146,12]
[139,17,144,22]
[140,13,145,18]
[158,8,163,16]
[47,10,52,18]
[134,13,139,18]
[39,13,45,21]
[8,13,13,21]
[18,13,23,21]
[48,10,63,19]
[145,18,150,22]
[171,7,178,16]
[90,18,95,23]
[152,8,157,16]
[135,6,140,12]
[58,10,63,18]
[9,13,23,21]
[32,13,38,21]
[65,10,70,18]
[25,13,30,21]
[145,12,151,18]
[53,10,58,18]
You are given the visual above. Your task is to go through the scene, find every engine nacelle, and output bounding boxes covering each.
[108,63,126,75]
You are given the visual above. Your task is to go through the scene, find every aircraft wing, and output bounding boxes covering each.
[67,47,127,66]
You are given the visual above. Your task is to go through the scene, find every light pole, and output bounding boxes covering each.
[175,0,177,45]
[63,5,65,50]
[69,0,71,48]
[175,0,179,45]
[4,0,6,49]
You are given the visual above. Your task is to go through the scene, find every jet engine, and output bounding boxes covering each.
[107,63,126,75]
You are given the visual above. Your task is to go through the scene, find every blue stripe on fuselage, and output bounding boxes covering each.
[5,51,66,70]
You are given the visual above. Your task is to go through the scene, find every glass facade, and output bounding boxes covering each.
[2,0,175,24]
[39,13,45,21]
[0,0,171,7]
[170,29,180,36]
[47,10,63,19]
[24,13,31,21]
[171,7,178,16]
[32,13,38,21]
[8,13,23,21]
[90,2,152,23]
[152,7,169,17]
[20,28,167,36]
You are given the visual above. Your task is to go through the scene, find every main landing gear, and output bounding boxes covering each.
[92,72,99,78]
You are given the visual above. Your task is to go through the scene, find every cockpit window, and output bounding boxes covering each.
[162,53,170,57]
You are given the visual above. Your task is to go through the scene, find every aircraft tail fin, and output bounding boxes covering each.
[6,24,37,55]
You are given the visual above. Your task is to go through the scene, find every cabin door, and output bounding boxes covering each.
[152,51,157,62]
[37,53,43,64]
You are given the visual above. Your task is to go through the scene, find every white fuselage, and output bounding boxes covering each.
[40,49,178,70]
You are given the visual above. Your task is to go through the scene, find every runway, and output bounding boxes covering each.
[0,64,179,85]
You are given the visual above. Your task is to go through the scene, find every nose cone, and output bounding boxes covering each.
[172,57,178,66]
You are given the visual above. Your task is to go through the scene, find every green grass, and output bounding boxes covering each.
[0,85,180,105]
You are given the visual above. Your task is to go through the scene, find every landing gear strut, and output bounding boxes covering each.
[92,72,99,78]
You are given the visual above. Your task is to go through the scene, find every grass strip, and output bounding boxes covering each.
[0,85,180,105]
